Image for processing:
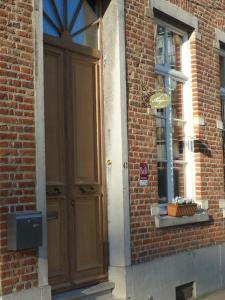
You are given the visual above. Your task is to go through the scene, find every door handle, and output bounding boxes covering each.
[79,186,95,193]
[71,200,75,207]
[46,187,62,196]
[79,187,87,193]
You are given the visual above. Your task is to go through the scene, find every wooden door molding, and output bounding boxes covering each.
[44,34,101,60]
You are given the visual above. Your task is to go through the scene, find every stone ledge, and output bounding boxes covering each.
[150,0,198,30]
[155,213,210,228]
[53,282,115,300]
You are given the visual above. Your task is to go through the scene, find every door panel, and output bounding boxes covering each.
[74,196,102,272]
[44,46,70,289]
[44,48,65,185]
[47,198,68,279]
[72,59,99,184]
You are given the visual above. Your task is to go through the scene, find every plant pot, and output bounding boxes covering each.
[167,203,197,217]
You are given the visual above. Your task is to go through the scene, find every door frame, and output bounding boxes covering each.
[34,0,131,298]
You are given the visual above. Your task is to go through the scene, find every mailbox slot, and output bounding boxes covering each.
[7,212,43,251]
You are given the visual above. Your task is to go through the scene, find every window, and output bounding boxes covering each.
[155,19,194,206]
[220,49,225,185]
[43,0,101,49]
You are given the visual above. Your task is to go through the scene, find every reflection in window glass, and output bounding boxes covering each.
[172,81,185,162]
[220,53,225,193]
[156,26,165,65]
[168,31,175,67]
[172,81,186,198]
[156,117,166,161]
[155,75,167,202]
[71,1,98,35]
[158,162,167,203]
[168,31,182,70]
[222,96,225,124]
[173,163,185,198]
[220,56,225,88]
[72,24,98,49]
[221,95,225,190]
[156,25,183,71]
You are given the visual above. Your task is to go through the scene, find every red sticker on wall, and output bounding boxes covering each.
[140,163,148,186]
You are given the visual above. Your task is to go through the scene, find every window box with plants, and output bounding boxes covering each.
[167,197,197,217]
[154,197,209,228]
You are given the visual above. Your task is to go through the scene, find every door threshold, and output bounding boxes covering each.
[52,282,115,300]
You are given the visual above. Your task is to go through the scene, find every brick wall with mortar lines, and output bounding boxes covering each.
[126,0,225,264]
[0,0,38,295]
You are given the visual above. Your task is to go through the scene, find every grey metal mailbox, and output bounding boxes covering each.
[7,212,43,251]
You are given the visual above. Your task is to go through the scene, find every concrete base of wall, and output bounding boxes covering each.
[0,285,51,300]
[110,244,225,300]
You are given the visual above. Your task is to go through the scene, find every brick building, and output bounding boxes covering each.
[1,0,225,299]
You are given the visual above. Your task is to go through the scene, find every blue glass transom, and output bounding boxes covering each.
[43,0,99,48]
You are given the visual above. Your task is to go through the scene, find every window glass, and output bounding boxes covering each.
[168,31,182,70]
[156,25,183,71]
[67,1,80,27]
[71,1,98,35]
[54,0,64,25]
[155,75,167,202]
[173,162,186,198]
[220,56,225,88]
[156,26,166,65]
[220,53,225,192]
[158,162,168,203]
[221,96,225,188]
[156,114,166,161]
[43,16,60,37]
[72,24,98,48]
[172,81,185,161]
[172,81,186,199]
[222,95,225,124]
[44,0,60,28]
[43,0,100,49]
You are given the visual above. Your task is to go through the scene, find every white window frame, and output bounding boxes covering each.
[155,18,195,203]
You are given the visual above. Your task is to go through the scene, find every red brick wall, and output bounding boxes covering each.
[126,0,225,263]
[0,0,38,295]
[1,0,225,295]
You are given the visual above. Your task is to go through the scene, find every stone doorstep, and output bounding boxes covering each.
[52,282,115,300]
[196,289,225,300]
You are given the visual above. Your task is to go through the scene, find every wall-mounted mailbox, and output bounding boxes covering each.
[7,212,43,251]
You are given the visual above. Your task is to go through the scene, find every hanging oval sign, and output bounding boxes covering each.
[149,92,171,109]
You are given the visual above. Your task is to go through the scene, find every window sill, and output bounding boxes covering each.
[155,212,210,228]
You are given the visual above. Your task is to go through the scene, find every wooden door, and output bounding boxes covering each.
[44,44,107,293]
